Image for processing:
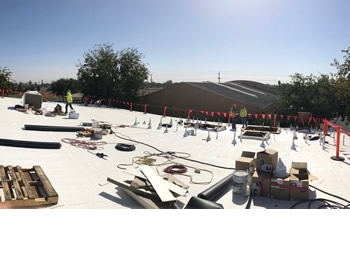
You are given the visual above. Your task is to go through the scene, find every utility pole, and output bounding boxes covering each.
[150,74,152,83]
[218,72,221,83]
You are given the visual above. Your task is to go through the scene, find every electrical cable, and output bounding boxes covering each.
[309,184,350,204]
[115,143,136,151]
[61,138,107,150]
[110,129,235,170]
[163,164,188,174]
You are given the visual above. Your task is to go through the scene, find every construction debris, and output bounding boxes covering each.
[0,165,58,208]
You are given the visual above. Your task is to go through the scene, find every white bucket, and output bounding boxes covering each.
[232,170,249,194]
[92,121,99,128]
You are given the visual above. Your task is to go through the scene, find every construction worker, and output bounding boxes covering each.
[240,105,248,128]
[230,104,237,130]
[65,89,74,114]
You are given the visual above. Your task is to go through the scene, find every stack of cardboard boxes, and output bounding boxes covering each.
[235,149,317,200]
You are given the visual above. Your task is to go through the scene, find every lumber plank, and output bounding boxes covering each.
[121,188,160,209]
[0,166,12,201]
[139,166,177,202]
[33,166,58,199]
[140,165,187,196]
[16,166,35,199]
[107,177,157,198]
[8,166,24,200]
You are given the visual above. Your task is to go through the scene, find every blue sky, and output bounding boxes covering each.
[0,0,349,84]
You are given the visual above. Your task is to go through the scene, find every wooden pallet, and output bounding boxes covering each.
[240,130,271,140]
[0,165,58,208]
[244,125,281,134]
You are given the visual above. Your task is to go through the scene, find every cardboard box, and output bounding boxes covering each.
[236,151,256,174]
[289,162,318,201]
[270,176,290,200]
[251,170,271,197]
[257,149,278,173]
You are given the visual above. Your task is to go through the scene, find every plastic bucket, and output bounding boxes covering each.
[232,170,249,194]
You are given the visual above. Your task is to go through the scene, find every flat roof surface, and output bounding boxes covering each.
[1,97,350,209]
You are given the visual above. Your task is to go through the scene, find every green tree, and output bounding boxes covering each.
[51,78,78,96]
[331,47,350,123]
[77,44,149,100]
[273,73,337,120]
[0,67,14,92]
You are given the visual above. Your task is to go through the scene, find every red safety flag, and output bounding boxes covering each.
[217,112,221,116]
[294,116,297,121]
[122,101,125,104]
[210,112,213,117]
[268,114,271,119]
[287,115,291,121]
[163,106,167,117]
[223,112,227,118]
[10,90,12,92]
[200,110,204,113]
[280,115,284,119]
[255,114,258,119]
[0,89,1,92]
[54,95,57,98]
[19,92,22,95]
[308,116,312,124]
[248,114,251,118]
[127,102,129,105]
[6,90,9,93]
[262,114,266,119]
[205,111,208,115]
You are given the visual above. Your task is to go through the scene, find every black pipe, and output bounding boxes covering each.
[185,196,223,209]
[197,173,233,201]
[0,138,61,149]
[24,124,85,132]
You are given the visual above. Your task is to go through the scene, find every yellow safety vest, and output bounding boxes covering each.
[67,92,72,103]
[240,108,247,117]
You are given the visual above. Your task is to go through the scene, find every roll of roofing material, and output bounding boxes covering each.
[0,138,61,149]
[24,124,85,132]
[197,173,233,201]
[185,196,223,209]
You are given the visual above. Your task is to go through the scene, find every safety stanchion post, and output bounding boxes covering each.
[331,125,344,161]
[144,104,147,114]
[130,102,133,111]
